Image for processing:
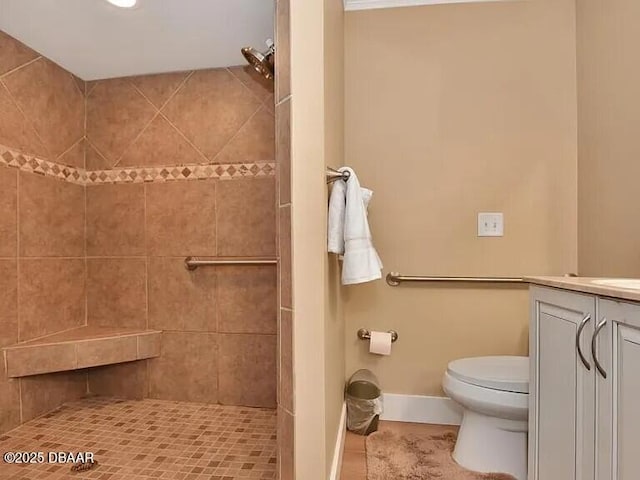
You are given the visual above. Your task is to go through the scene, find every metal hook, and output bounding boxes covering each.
[326,167,350,184]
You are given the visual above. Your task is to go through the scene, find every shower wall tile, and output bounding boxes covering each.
[84,67,274,171]
[217,266,277,335]
[58,138,85,169]
[18,258,86,342]
[276,0,291,103]
[148,332,218,403]
[87,258,147,329]
[0,31,85,163]
[129,71,190,109]
[229,65,275,108]
[87,183,145,256]
[7,342,77,378]
[19,173,85,257]
[88,361,148,400]
[277,99,291,205]
[278,406,294,480]
[148,257,217,332]
[0,31,92,434]
[117,115,204,168]
[137,333,161,358]
[279,309,294,413]
[86,78,156,166]
[85,141,111,171]
[19,370,87,423]
[279,205,292,309]
[276,0,294,472]
[3,57,84,158]
[0,30,39,76]
[218,334,277,408]
[0,85,48,160]
[215,107,275,165]
[217,177,276,257]
[0,166,17,257]
[71,75,86,97]
[0,369,20,434]
[145,180,217,256]
[76,335,138,369]
[162,69,261,162]
[0,260,18,349]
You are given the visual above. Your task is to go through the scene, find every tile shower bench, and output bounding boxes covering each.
[2,326,161,378]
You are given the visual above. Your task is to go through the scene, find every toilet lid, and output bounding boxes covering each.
[447,356,529,394]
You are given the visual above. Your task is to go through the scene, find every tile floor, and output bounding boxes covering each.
[0,396,277,480]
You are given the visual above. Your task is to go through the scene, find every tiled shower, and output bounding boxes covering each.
[0,25,286,479]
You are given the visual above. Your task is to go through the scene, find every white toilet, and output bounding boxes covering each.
[442,356,529,480]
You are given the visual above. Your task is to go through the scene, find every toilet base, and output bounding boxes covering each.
[453,409,527,480]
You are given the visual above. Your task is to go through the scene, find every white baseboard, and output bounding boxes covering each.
[344,0,504,12]
[380,393,463,425]
[329,402,347,480]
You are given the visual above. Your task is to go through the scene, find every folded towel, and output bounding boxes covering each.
[328,178,347,254]
[327,167,383,285]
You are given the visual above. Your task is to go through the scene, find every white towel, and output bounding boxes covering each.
[328,174,373,254]
[327,167,383,285]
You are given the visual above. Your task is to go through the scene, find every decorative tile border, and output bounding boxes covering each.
[0,144,276,186]
[0,145,86,185]
[87,162,275,185]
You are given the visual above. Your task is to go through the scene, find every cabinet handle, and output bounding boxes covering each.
[591,318,608,379]
[576,314,592,371]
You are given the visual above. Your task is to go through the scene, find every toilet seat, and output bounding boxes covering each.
[447,356,529,394]
[443,372,528,422]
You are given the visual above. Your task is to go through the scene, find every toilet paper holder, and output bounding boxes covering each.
[357,328,399,343]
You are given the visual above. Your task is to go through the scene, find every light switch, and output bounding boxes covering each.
[478,212,504,237]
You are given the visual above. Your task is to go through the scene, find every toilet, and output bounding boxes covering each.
[442,356,529,480]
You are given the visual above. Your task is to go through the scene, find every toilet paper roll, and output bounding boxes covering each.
[369,331,393,356]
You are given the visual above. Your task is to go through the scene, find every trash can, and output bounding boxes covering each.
[346,369,383,435]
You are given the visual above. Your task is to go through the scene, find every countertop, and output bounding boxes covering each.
[526,276,640,303]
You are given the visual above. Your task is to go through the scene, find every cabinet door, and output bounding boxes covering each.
[596,300,640,480]
[530,286,595,480]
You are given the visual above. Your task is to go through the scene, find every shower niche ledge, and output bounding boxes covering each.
[2,326,161,378]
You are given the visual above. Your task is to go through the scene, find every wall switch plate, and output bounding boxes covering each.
[478,212,504,237]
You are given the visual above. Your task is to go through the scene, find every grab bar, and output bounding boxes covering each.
[386,272,525,286]
[185,257,277,271]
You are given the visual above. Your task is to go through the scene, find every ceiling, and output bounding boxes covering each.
[0,0,274,80]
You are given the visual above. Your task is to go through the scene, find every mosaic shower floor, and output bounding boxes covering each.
[0,397,277,480]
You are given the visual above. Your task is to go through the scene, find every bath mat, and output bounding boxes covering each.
[366,424,516,480]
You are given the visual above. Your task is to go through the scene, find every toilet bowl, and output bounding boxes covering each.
[442,356,529,480]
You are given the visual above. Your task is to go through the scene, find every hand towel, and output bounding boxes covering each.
[328,175,373,255]
[328,167,383,285]
[328,178,347,254]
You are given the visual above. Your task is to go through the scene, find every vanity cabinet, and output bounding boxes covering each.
[529,286,595,480]
[530,286,640,480]
[595,300,640,480]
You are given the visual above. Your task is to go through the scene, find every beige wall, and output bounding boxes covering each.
[344,0,578,396]
[577,0,640,277]
[323,0,346,472]
[290,0,345,477]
